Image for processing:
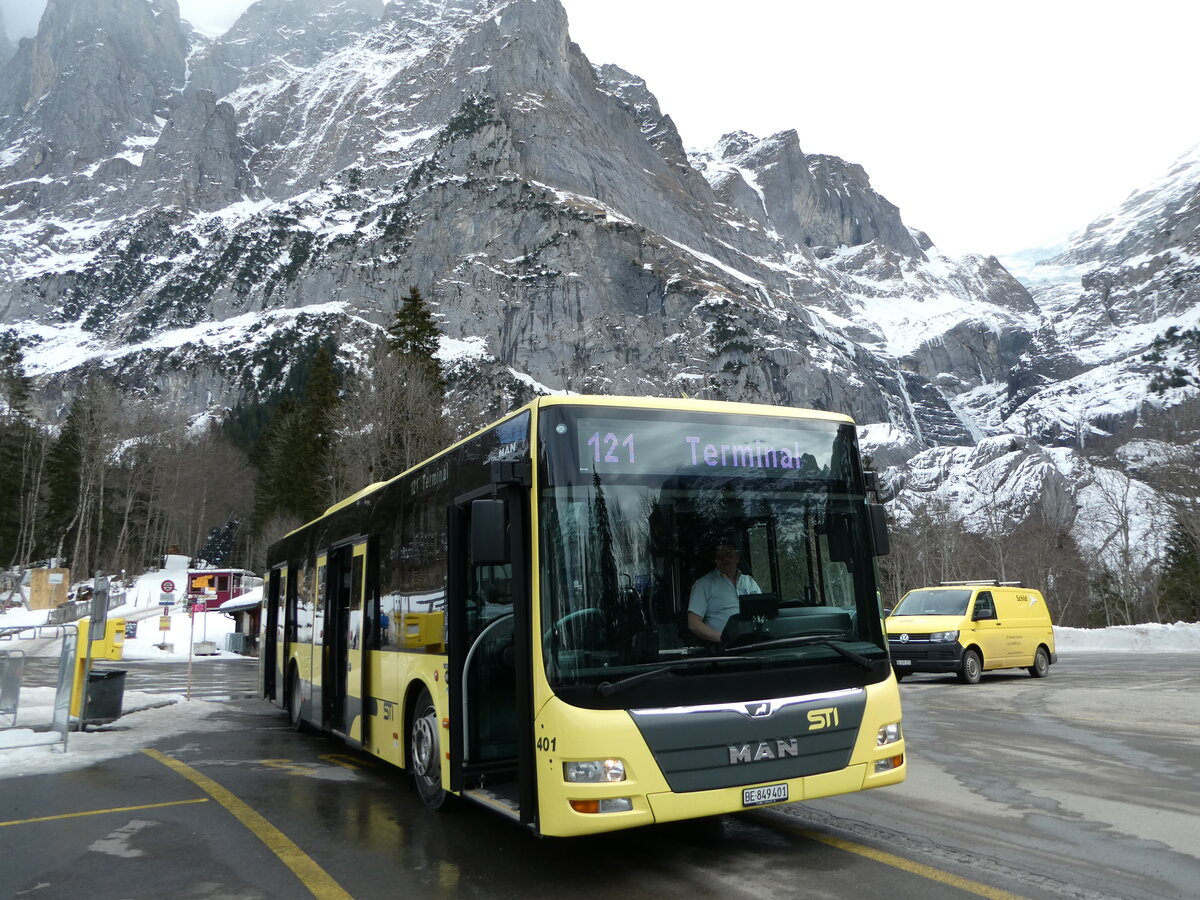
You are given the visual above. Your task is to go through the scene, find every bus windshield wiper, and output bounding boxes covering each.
[596,656,755,697]
[727,633,875,669]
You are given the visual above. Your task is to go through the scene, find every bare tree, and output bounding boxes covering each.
[1078,465,1167,625]
[330,340,451,497]
[51,379,121,576]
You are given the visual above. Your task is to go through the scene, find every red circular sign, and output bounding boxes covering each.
[161,579,175,593]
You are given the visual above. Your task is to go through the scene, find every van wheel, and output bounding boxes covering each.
[958,649,982,684]
[1028,646,1050,678]
[410,687,450,810]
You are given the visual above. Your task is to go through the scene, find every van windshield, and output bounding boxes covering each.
[892,589,972,616]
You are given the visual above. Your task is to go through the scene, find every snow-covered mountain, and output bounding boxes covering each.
[2,0,1198,572]
[881,141,1200,568]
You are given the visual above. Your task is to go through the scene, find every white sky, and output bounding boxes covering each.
[4,0,1199,256]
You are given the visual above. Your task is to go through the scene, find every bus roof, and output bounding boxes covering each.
[288,396,858,539]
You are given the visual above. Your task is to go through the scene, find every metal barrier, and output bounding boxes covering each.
[1,648,25,725]
[0,624,78,752]
[46,591,124,626]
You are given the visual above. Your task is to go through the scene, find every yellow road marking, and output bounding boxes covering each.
[260,758,318,776]
[792,826,1030,900]
[320,753,370,770]
[143,749,354,900]
[0,798,209,828]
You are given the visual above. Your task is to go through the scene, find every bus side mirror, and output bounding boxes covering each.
[869,504,890,557]
[471,499,509,565]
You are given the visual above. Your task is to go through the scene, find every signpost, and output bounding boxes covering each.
[89,576,110,639]
[160,579,175,594]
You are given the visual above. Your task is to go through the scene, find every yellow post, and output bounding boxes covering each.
[69,618,92,718]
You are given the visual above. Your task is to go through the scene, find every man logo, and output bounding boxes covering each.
[807,707,839,730]
[728,738,799,764]
[744,702,772,717]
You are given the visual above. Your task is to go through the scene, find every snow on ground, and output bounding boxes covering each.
[0,690,229,778]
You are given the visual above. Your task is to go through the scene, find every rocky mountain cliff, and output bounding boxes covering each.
[2,0,1198,572]
[1,0,1033,425]
[0,10,12,63]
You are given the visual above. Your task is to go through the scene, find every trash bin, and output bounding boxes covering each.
[85,669,126,725]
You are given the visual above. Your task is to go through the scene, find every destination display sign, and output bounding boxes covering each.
[574,417,837,479]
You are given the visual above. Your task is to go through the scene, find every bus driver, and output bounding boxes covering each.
[687,539,762,643]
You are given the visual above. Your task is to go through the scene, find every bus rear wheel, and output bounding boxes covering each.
[288,668,306,731]
[410,687,450,810]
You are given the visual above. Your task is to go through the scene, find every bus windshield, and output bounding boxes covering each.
[537,407,887,702]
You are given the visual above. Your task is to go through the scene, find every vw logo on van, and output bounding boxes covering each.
[898,633,910,643]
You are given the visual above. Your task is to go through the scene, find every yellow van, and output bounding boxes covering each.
[885,582,1056,684]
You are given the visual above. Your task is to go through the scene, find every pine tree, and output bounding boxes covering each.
[386,286,444,391]
[299,345,341,512]
[0,330,31,418]
[1157,521,1200,622]
[251,346,343,530]
[44,398,85,560]
[0,332,35,563]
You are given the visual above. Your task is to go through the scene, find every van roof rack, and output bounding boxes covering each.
[938,580,1026,588]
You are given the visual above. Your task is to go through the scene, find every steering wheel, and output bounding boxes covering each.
[550,607,606,650]
[721,631,765,651]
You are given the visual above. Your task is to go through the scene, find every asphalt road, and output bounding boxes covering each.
[1,653,1197,899]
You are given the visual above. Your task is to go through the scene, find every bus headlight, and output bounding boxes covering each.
[929,630,959,643]
[876,722,902,746]
[564,759,626,783]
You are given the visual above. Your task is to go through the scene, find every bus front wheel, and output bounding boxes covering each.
[410,687,450,810]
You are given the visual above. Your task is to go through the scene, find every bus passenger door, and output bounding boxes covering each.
[323,542,366,746]
[448,482,535,827]
[262,566,285,703]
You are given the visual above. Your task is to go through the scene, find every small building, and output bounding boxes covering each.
[218,587,263,656]
[28,568,70,610]
[185,568,261,611]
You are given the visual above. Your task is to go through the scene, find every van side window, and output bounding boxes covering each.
[973,591,996,620]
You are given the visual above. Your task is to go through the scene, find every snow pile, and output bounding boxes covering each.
[1054,622,1200,652]
[0,692,227,778]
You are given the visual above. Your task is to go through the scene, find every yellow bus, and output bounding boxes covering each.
[260,395,905,836]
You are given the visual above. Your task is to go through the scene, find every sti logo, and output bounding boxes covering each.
[806,707,840,730]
